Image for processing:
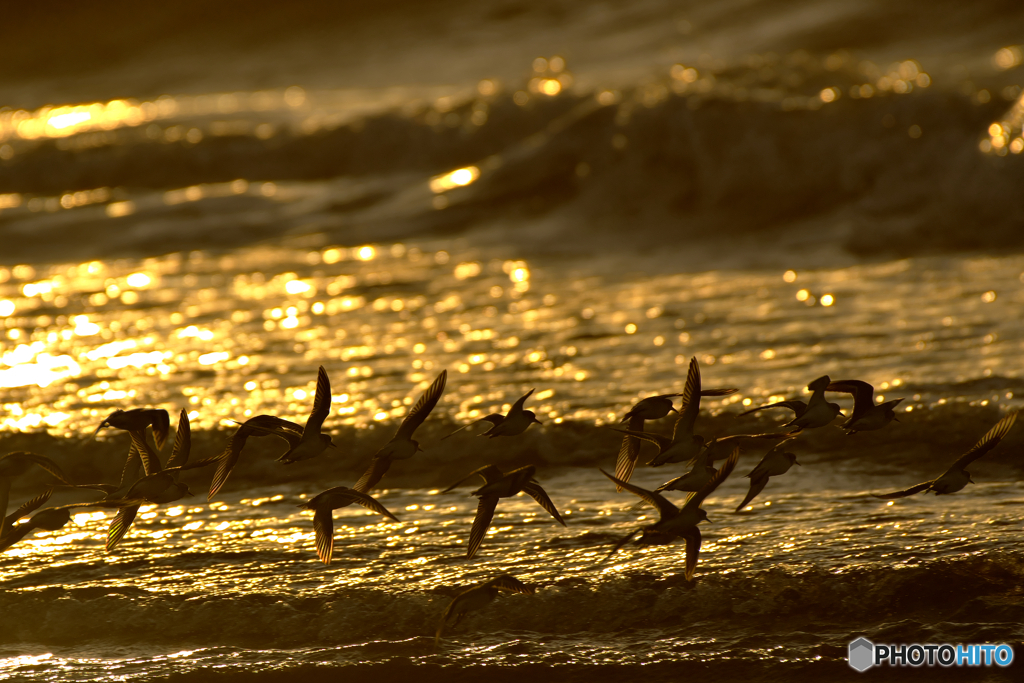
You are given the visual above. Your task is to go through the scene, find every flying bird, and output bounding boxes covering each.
[734,441,801,511]
[0,452,72,538]
[93,408,171,451]
[872,411,1018,499]
[352,370,447,494]
[208,415,305,500]
[827,379,903,434]
[739,375,841,431]
[299,486,399,564]
[107,410,219,550]
[601,446,740,581]
[444,464,565,559]
[442,388,541,440]
[613,364,736,490]
[435,574,535,644]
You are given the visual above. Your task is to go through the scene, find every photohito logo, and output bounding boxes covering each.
[848,637,1014,671]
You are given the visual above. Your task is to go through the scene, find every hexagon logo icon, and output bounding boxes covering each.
[849,637,874,672]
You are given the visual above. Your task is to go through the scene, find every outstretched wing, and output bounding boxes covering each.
[306,366,332,436]
[735,475,769,512]
[442,465,504,493]
[827,380,875,422]
[522,482,566,526]
[2,452,72,485]
[3,488,54,532]
[129,432,163,476]
[609,427,672,451]
[681,526,702,581]
[509,389,535,414]
[353,456,393,493]
[489,573,535,595]
[467,496,498,559]
[441,414,503,440]
[672,357,702,439]
[685,446,739,512]
[613,415,644,491]
[600,469,678,520]
[313,507,335,565]
[166,409,191,470]
[947,411,1018,473]
[327,487,399,521]
[151,410,171,451]
[396,369,447,440]
[739,399,807,418]
[871,481,933,499]
[106,504,140,551]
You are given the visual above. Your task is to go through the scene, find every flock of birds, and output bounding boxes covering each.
[0,356,1019,641]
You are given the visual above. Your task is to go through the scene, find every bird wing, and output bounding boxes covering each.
[313,507,335,565]
[305,366,332,436]
[613,415,644,491]
[467,496,498,559]
[827,380,874,422]
[353,456,393,493]
[599,469,678,520]
[165,409,191,470]
[4,452,73,485]
[236,417,303,448]
[106,505,140,551]
[739,399,807,418]
[672,357,702,439]
[151,409,171,451]
[681,526,702,581]
[700,388,739,397]
[395,369,447,440]
[947,411,1018,473]
[609,427,672,451]
[3,488,54,532]
[509,388,535,414]
[604,529,641,561]
[685,446,740,512]
[117,444,143,493]
[871,481,933,499]
[332,488,399,521]
[522,482,566,526]
[129,431,163,475]
[442,465,504,493]
[735,475,769,512]
[441,414,504,440]
[490,574,535,595]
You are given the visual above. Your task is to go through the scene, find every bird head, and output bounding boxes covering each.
[526,410,542,425]
[966,472,975,485]
[786,452,800,466]
[320,433,337,449]
[697,508,710,524]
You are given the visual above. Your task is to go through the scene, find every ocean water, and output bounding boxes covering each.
[2,1,1024,680]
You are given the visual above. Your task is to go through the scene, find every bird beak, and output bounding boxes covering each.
[893,416,901,422]
[669,406,678,413]
[794,460,801,466]
[969,476,975,484]
[704,518,712,525]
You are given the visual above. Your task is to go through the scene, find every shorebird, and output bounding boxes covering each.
[299,486,399,564]
[827,379,903,434]
[107,411,219,550]
[0,496,137,552]
[610,357,708,473]
[444,464,565,559]
[734,441,800,511]
[442,389,541,439]
[93,408,170,450]
[207,414,305,500]
[614,363,736,489]
[601,446,739,581]
[435,574,535,643]
[352,370,447,493]
[739,375,841,431]
[0,452,72,538]
[872,411,1018,499]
